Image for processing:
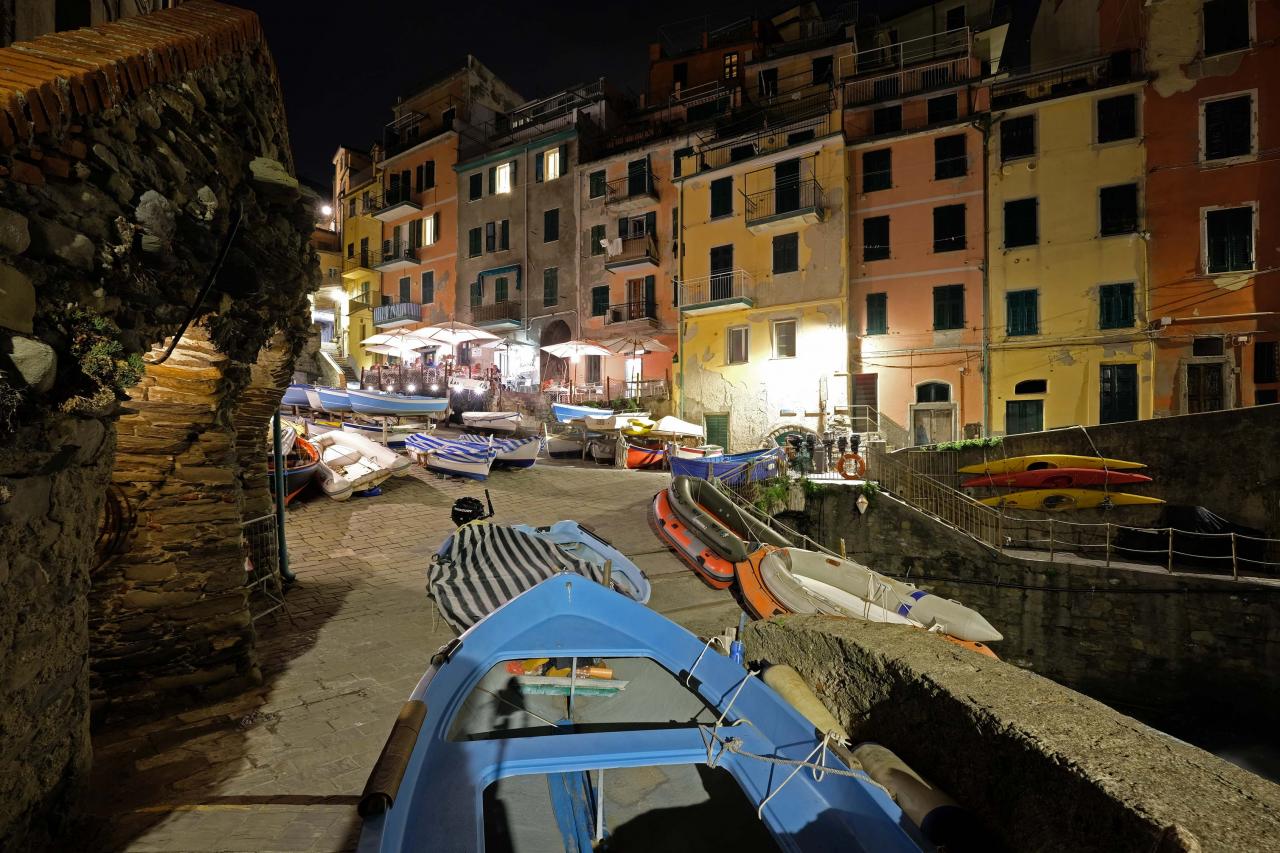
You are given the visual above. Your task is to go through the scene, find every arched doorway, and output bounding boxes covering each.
[539,319,571,385]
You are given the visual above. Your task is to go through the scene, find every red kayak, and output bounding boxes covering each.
[962,467,1154,489]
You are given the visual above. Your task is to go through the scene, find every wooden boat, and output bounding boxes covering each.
[268,435,319,505]
[647,415,705,439]
[460,411,521,432]
[454,433,540,469]
[545,432,586,458]
[357,573,921,853]
[551,402,611,424]
[282,383,312,408]
[666,476,790,564]
[962,467,1153,489]
[648,489,735,589]
[311,431,406,500]
[348,389,449,417]
[979,488,1165,511]
[669,447,782,484]
[511,520,651,603]
[405,433,498,480]
[314,387,353,413]
[584,411,648,430]
[958,454,1145,475]
[302,417,343,436]
[669,443,724,460]
[588,437,617,463]
[624,441,665,469]
[341,420,431,449]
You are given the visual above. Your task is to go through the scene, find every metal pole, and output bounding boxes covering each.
[595,769,605,843]
[1231,532,1238,580]
[1104,523,1111,567]
[1048,518,1055,562]
[271,411,295,583]
[997,505,1004,554]
[1166,527,1174,573]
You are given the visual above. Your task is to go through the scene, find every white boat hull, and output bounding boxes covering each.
[461,411,521,432]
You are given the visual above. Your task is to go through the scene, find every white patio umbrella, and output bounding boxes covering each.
[360,329,440,362]
[420,320,499,348]
[603,335,671,386]
[540,339,614,390]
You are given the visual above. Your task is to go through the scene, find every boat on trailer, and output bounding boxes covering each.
[405,433,498,480]
[356,573,923,853]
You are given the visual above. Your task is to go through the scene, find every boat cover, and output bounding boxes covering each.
[454,433,541,454]
[405,433,499,464]
[428,524,605,631]
[647,415,704,438]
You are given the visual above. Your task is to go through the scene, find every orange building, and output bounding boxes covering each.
[1144,0,1280,413]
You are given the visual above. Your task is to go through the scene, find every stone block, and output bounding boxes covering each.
[0,265,34,335]
[0,209,30,254]
[5,334,57,392]
[121,589,201,610]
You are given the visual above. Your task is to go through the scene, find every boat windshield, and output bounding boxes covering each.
[447,657,718,741]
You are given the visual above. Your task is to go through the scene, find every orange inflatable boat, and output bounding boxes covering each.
[648,489,736,589]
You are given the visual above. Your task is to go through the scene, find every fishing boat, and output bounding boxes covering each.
[268,434,319,505]
[957,454,1146,475]
[584,411,648,431]
[303,417,343,437]
[545,430,587,458]
[342,420,432,449]
[356,573,922,853]
[460,411,521,432]
[670,447,782,485]
[511,520,651,604]
[624,441,665,469]
[405,433,498,480]
[978,488,1164,511]
[311,430,408,500]
[552,402,612,424]
[647,415,706,439]
[962,467,1154,489]
[282,383,312,408]
[314,386,353,413]
[454,433,541,469]
[669,443,724,460]
[588,436,617,464]
[348,389,450,417]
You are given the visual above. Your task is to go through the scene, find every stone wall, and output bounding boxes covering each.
[744,617,1280,853]
[793,486,1280,728]
[0,4,315,847]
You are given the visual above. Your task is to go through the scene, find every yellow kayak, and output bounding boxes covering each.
[979,489,1163,511]
[958,454,1145,475]
[622,417,656,437]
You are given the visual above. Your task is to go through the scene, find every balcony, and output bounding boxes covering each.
[370,187,421,222]
[374,302,422,328]
[605,300,659,327]
[471,300,522,330]
[605,172,659,212]
[690,110,831,176]
[342,250,375,280]
[991,51,1142,109]
[374,243,418,272]
[838,26,970,80]
[604,233,660,274]
[745,178,824,231]
[844,54,979,107]
[677,270,754,314]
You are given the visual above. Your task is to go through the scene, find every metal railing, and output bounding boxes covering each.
[838,26,970,80]
[992,50,1141,108]
[692,111,831,175]
[605,172,659,204]
[376,244,417,268]
[745,178,823,225]
[605,300,658,325]
[359,365,451,395]
[844,54,978,107]
[370,185,420,215]
[607,376,669,401]
[607,233,660,266]
[343,251,374,273]
[471,300,523,324]
[866,446,1003,546]
[677,269,754,307]
[373,302,421,326]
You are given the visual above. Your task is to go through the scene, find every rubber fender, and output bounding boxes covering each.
[762,665,849,744]
[852,742,987,851]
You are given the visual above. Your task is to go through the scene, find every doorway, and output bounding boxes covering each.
[775,158,800,214]
[1100,363,1138,423]
[710,245,734,300]
[1186,363,1225,413]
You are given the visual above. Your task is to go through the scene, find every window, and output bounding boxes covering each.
[934,135,967,179]
[544,208,560,242]
[423,211,439,245]
[470,280,482,307]
[544,268,559,307]
[1255,341,1278,384]
[415,161,435,192]
[1257,389,1278,405]
[865,293,887,335]
[772,319,797,359]
[468,227,482,257]
[399,276,412,303]
[1204,0,1250,55]
[927,94,958,124]
[542,147,562,181]
[1099,283,1135,329]
[674,62,688,87]
[873,105,901,135]
[933,284,965,330]
[1006,400,1044,435]
[772,233,799,274]
[591,285,609,316]
[1203,94,1253,161]
[1097,94,1137,143]
[469,173,482,200]
[494,276,509,303]
[863,216,890,261]
[673,146,693,179]
[758,68,778,98]
[727,326,748,364]
[589,170,606,198]
[945,5,966,29]
[347,198,356,218]
[862,149,891,192]
[723,51,739,80]
[704,413,730,451]
[933,204,966,252]
[1004,198,1038,247]
[1205,205,1254,272]
[346,241,354,258]
[590,224,606,256]
[1100,184,1139,236]
[1100,363,1139,424]
[710,177,733,218]
[812,55,833,85]
[485,221,496,252]
[1001,115,1035,160]
[494,162,513,194]
[421,270,434,304]
[1015,379,1047,394]
[730,144,754,162]
[585,355,602,384]
[1006,289,1039,336]
[917,382,951,403]
[1193,336,1225,357]
[500,219,510,251]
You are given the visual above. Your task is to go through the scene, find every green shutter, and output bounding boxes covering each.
[704,414,730,451]
[866,293,887,335]
[591,285,609,316]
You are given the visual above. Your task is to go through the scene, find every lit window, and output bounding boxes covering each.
[495,162,512,194]
[423,212,438,246]
[723,52,740,80]
[544,148,561,181]
[772,319,797,359]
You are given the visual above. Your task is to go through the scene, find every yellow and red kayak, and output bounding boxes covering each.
[958,454,1145,475]
[979,488,1163,511]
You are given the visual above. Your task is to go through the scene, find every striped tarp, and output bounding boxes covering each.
[428,524,605,631]
[455,434,542,454]
[405,433,498,464]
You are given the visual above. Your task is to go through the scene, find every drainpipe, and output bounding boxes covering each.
[573,134,583,339]
[271,411,295,583]
[977,114,992,435]
[677,162,686,420]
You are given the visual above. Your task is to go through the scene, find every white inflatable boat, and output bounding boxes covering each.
[310,430,411,501]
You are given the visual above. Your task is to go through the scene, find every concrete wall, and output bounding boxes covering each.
[744,616,1280,853]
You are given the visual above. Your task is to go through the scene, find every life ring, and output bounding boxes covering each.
[836,452,866,480]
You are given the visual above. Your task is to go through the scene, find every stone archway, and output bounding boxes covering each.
[539,319,571,385]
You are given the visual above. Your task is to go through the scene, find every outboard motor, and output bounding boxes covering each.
[450,489,495,527]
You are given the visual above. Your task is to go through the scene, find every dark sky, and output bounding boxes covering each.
[236,0,764,188]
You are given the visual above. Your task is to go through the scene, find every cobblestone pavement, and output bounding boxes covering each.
[80,458,745,852]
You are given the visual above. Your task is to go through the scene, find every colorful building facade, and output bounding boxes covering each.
[333,146,379,374]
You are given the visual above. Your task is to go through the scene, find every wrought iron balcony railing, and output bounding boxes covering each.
[744,178,823,226]
[373,302,422,327]
[605,233,660,268]
[605,172,659,204]
[677,269,754,308]
[471,300,523,325]
[605,300,659,325]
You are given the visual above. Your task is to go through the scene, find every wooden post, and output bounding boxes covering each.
[603,559,613,589]
[1230,533,1238,581]
[839,538,847,559]
[1104,523,1111,567]
[1048,517,1055,562]
[1167,527,1174,573]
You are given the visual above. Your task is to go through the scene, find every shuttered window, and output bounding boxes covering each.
[704,413,730,451]
[1203,95,1253,161]
[933,285,965,330]
[1099,283,1135,329]
[1006,290,1039,336]
[710,177,733,218]
[866,293,887,335]
[543,268,558,307]
[862,149,891,192]
[591,285,609,316]
[421,271,434,305]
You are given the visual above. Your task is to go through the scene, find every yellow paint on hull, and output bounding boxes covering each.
[979,489,1164,511]
[959,454,1146,475]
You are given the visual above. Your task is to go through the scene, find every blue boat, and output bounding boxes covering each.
[348,389,450,417]
[512,520,651,603]
[405,433,497,480]
[455,433,540,469]
[670,447,783,485]
[551,402,612,424]
[314,387,352,413]
[355,573,921,852]
[282,383,313,408]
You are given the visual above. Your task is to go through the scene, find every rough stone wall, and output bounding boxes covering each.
[744,617,1280,853]
[794,486,1280,727]
[0,4,315,847]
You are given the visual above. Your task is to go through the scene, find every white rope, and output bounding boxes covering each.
[714,670,756,729]
[698,725,892,801]
[685,637,715,687]
[754,733,831,819]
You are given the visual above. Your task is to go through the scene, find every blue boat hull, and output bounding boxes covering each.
[512,520,651,603]
[315,387,352,413]
[669,448,782,484]
[282,384,312,407]
[348,390,449,416]
[551,402,612,424]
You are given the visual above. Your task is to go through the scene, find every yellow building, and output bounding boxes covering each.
[334,146,381,377]
[986,78,1150,434]
[675,103,849,452]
